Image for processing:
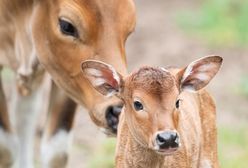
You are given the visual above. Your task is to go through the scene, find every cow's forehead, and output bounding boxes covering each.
[73,0,135,15]
[66,0,136,33]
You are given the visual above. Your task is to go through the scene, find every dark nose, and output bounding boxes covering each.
[105,105,123,134]
[156,131,179,149]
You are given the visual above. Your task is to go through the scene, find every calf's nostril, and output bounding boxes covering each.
[156,131,180,149]
[171,132,177,140]
[157,134,166,144]
[174,136,180,147]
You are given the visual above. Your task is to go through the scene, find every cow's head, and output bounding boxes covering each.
[31,0,136,135]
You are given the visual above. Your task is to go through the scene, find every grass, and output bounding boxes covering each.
[218,125,248,168]
[88,126,248,168]
[176,0,248,47]
[237,77,248,97]
[88,138,116,168]
[176,4,248,166]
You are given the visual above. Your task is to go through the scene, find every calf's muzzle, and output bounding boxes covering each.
[156,131,180,149]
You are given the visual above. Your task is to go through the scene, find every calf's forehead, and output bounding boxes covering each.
[125,67,178,97]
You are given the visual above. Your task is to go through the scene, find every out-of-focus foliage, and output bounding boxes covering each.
[238,77,248,96]
[88,138,116,168]
[177,0,248,47]
[218,126,248,168]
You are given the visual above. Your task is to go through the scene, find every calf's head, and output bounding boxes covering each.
[82,56,222,154]
[31,0,136,134]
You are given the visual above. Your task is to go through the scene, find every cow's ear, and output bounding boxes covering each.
[177,56,223,92]
[81,60,123,97]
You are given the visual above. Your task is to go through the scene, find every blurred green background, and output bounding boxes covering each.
[177,0,248,47]
[178,1,248,167]
[2,0,248,167]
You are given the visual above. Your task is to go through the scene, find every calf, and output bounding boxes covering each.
[0,0,135,167]
[81,56,223,168]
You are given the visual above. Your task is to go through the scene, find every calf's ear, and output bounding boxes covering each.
[177,56,223,92]
[81,60,123,97]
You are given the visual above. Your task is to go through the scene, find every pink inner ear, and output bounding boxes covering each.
[181,56,222,91]
[101,68,119,90]
[81,60,122,96]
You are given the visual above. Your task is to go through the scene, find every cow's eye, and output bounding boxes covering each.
[59,18,78,37]
[175,99,180,109]
[133,101,143,111]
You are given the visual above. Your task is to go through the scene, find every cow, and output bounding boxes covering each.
[0,0,136,167]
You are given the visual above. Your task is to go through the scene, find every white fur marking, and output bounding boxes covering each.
[198,64,213,72]
[105,90,117,98]
[92,78,107,86]
[85,68,102,77]
[160,67,169,73]
[41,130,72,167]
[201,159,212,168]
[181,64,193,83]
[182,85,197,92]
[195,73,210,81]
[182,55,219,83]
[182,56,212,82]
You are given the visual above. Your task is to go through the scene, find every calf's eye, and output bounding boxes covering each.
[133,101,144,111]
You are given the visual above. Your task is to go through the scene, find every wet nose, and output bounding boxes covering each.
[156,131,179,149]
[105,105,123,134]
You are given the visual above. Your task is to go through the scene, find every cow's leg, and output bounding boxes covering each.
[13,73,51,168]
[41,82,77,168]
[0,67,18,168]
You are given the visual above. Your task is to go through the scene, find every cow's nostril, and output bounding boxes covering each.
[105,105,123,134]
[112,105,123,115]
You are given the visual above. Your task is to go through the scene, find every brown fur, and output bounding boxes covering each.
[81,58,221,168]
[81,56,221,168]
[0,0,136,133]
[128,66,175,96]
[0,0,136,167]
[115,67,219,168]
